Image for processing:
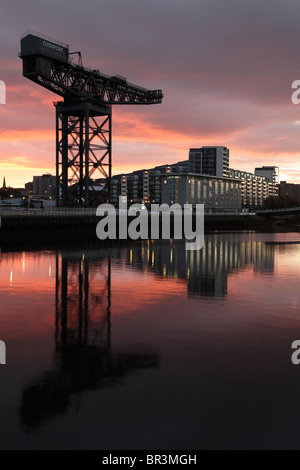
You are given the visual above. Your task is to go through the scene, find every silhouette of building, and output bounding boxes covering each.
[25,182,33,193]
[278,181,300,202]
[32,174,56,198]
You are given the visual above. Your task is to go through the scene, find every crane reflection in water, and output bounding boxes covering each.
[19,249,160,430]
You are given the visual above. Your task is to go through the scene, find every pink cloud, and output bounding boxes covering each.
[1,0,300,186]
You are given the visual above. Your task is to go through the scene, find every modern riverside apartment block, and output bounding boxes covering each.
[109,146,278,210]
[161,173,241,212]
[189,147,230,178]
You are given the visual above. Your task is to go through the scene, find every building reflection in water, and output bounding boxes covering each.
[112,236,276,298]
[20,250,160,430]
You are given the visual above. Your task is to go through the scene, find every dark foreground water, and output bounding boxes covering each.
[1,232,300,449]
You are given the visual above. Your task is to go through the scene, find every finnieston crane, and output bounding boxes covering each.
[19,32,163,206]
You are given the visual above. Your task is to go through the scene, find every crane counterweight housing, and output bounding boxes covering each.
[19,32,163,207]
[21,33,69,63]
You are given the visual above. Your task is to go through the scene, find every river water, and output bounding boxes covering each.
[0,231,300,449]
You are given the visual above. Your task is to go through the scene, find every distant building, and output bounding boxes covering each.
[25,182,34,193]
[189,146,230,178]
[32,174,56,198]
[255,166,279,196]
[147,161,189,204]
[278,181,300,201]
[161,173,241,212]
[109,147,278,210]
[111,170,149,205]
[30,199,56,209]
[229,169,272,208]
[111,160,190,206]
[0,198,22,208]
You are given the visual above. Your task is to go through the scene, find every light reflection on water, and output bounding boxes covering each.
[0,232,300,449]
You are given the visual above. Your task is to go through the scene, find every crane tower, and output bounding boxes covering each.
[19,32,163,206]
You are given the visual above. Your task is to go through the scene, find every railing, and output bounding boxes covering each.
[63,58,158,95]
[5,206,298,217]
[256,207,300,214]
[0,208,97,217]
[20,30,69,49]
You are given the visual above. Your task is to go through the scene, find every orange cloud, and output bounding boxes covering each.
[0,129,53,142]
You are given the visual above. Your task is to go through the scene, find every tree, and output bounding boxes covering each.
[263,196,299,210]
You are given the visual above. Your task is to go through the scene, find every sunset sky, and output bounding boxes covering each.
[1,0,300,188]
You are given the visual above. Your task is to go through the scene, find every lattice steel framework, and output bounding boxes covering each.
[56,102,111,206]
[55,251,111,351]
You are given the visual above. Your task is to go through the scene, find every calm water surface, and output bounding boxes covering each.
[1,232,300,449]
